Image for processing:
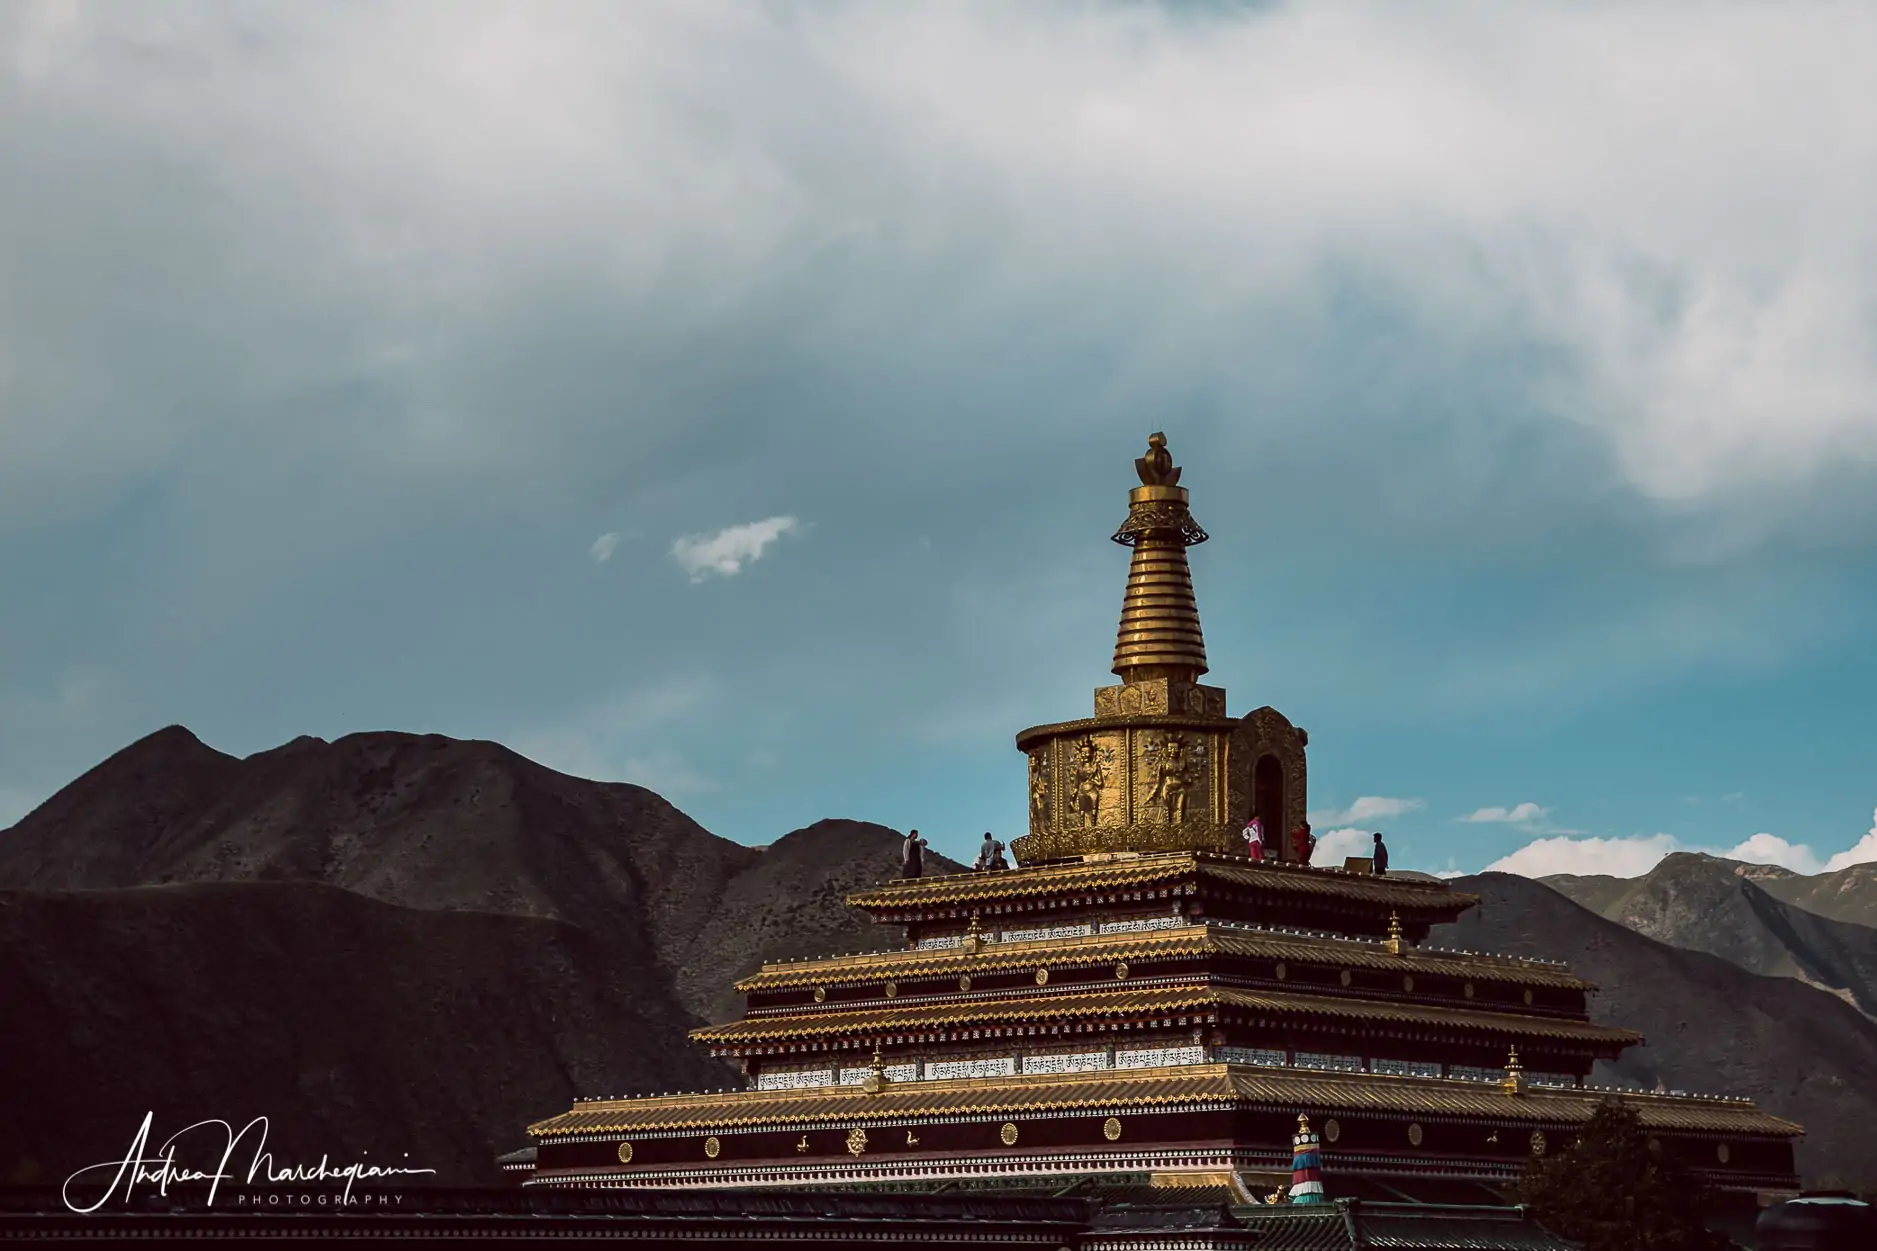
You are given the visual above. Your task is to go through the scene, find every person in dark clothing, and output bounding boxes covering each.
[901,829,928,878]
[989,840,1010,871]
[1372,831,1390,876]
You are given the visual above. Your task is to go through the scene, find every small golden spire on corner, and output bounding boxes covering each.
[862,1042,889,1094]
[963,910,985,955]
[1384,911,1405,955]
[1502,1045,1526,1096]
[1296,1112,1311,1134]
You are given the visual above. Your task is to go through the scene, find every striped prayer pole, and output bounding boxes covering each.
[1289,1113,1327,1204]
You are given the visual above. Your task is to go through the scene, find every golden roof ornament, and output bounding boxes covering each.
[862,1042,889,1094]
[1110,432,1209,683]
[963,910,986,955]
[1502,1045,1527,1096]
[1384,911,1405,955]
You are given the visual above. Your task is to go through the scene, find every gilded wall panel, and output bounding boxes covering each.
[1062,733,1125,833]
[1134,729,1209,830]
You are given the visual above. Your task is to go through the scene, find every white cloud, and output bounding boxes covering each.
[1485,815,1877,878]
[1723,832,1822,874]
[589,532,622,563]
[1825,809,1877,873]
[1312,826,1377,867]
[1310,796,1425,826]
[1462,802,1549,824]
[1486,833,1684,878]
[669,516,802,583]
[7,2,1877,535]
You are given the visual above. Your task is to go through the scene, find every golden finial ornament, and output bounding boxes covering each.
[963,910,985,955]
[1384,911,1405,955]
[862,1041,889,1094]
[1110,432,1209,683]
[1501,1045,1526,1096]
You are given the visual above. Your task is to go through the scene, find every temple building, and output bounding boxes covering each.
[520,434,1803,1208]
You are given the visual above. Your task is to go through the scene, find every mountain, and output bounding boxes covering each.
[0,880,729,1187]
[0,726,966,1184]
[1759,861,1877,929]
[670,818,958,1025]
[0,726,958,1022]
[1540,852,1877,1017]
[1447,872,1877,1188]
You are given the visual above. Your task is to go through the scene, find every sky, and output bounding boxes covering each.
[4,1,1877,878]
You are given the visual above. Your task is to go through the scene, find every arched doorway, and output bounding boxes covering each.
[1254,754,1286,860]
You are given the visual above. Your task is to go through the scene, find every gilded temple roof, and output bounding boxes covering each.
[846,853,1478,918]
[528,1062,1799,1139]
[735,923,1595,993]
[690,985,1641,1049]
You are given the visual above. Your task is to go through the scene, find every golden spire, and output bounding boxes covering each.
[1384,911,1404,955]
[862,1041,890,1094]
[1501,1046,1526,1096]
[1111,433,1209,683]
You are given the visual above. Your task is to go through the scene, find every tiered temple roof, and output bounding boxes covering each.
[522,434,1803,1203]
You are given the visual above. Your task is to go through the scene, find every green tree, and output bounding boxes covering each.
[1518,1101,1732,1251]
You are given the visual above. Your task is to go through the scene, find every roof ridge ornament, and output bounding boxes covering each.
[1502,1045,1527,1096]
[862,1042,890,1094]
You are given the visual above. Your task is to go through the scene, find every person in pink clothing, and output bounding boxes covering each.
[1242,817,1265,861]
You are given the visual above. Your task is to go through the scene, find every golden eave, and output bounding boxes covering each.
[737,923,1593,993]
[689,984,1640,1049]
[527,1062,1799,1139]
[846,853,1477,918]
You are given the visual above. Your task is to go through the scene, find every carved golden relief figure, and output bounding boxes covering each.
[1144,731,1201,826]
[1068,736,1111,829]
[1028,750,1051,824]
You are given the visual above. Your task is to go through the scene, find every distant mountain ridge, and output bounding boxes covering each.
[1448,872,1877,1190]
[1542,852,1877,1018]
[1758,861,1877,929]
[0,725,958,1022]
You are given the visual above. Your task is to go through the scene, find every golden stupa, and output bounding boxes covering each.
[1016,432,1308,863]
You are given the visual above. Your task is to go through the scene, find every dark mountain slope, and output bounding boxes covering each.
[0,727,963,1022]
[675,819,966,1024]
[1540,852,1877,1016]
[0,726,761,1020]
[1447,872,1877,1186]
[0,882,728,1188]
[0,725,243,884]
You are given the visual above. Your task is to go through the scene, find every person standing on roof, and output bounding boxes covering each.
[901,829,928,878]
[974,831,998,871]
